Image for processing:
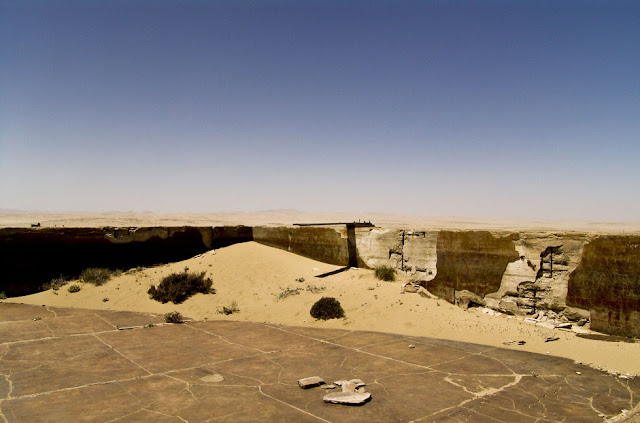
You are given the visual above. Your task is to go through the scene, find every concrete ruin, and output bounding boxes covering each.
[1,225,638,338]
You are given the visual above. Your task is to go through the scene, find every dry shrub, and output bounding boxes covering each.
[80,268,113,286]
[148,270,214,304]
[165,311,184,323]
[374,265,396,281]
[310,297,345,320]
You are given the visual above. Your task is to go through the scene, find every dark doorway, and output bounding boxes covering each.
[346,223,358,267]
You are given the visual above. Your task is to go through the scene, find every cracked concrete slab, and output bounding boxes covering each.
[1,303,638,422]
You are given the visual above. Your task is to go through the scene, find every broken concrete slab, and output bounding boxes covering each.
[323,391,372,405]
[1,303,638,422]
[298,376,325,389]
[334,379,366,392]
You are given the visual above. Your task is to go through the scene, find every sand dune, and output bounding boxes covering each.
[6,241,639,377]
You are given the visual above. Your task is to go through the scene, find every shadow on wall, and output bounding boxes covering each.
[567,236,640,337]
[0,226,252,297]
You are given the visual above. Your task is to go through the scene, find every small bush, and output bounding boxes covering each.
[0,292,7,300]
[42,276,69,291]
[68,284,81,293]
[102,297,109,302]
[148,270,213,304]
[218,301,239,315]
[165,311,184,323]
[80,268,113,286]
[374,265,396,281]
[310,297,345,320]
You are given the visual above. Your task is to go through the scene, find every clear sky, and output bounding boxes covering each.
[1,0,638,221]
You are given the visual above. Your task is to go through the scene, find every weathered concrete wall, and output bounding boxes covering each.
[354,228,438,277]
[0,226,251,297]
[2,225,638,337]
[354,228,403,269]
[425,231,520,303]
[485,233,587,314]
[567,236,640,337]
[253,226,350,266]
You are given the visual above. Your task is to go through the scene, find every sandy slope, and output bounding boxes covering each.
[5,241,639,376]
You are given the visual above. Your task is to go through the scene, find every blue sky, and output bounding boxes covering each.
[1,0,638,220]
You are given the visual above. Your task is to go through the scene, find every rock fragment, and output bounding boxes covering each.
[298,376,325,389]
[402,283,419,293]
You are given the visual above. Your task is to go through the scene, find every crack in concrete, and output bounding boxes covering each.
[92,313,119,330]
[163,374,198,402]
[92,333,153,376]
[614,376,635,410]
[226,371,264,386]
[183,323,268,354]
[142,407,189,423]
[0,403,8,423]
[1,327,122,346]
[589,394,607,417]
[205,410,246,421]
[41,320,56,338]
[411,372,524,422]
[1,374,13,400]
[257,385,332,423]
[7,374,154,401]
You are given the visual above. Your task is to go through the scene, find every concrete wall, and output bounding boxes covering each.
[253,226,350,266]
[566,236,640,337]
[2,224,638,337]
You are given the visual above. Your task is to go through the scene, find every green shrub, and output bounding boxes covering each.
[310,297,345,320]
[80,268,113,286]
[68,284,81,293]
[42,276,69,291]
[148,270,214,304]
[165,311,184,323]
[374,265,396,281]
[0,292,7,300]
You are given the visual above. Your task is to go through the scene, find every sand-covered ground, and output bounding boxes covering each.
[5,241,639,377]
[2,210,640,233]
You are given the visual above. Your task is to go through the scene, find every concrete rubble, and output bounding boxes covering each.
[298,376,325,389]
[324,379,371,405]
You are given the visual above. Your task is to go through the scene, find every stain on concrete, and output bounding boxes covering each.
[254,226,350,266]
[426,231,520,303]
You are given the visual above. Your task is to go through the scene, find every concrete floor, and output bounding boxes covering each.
[1,303,638,422]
